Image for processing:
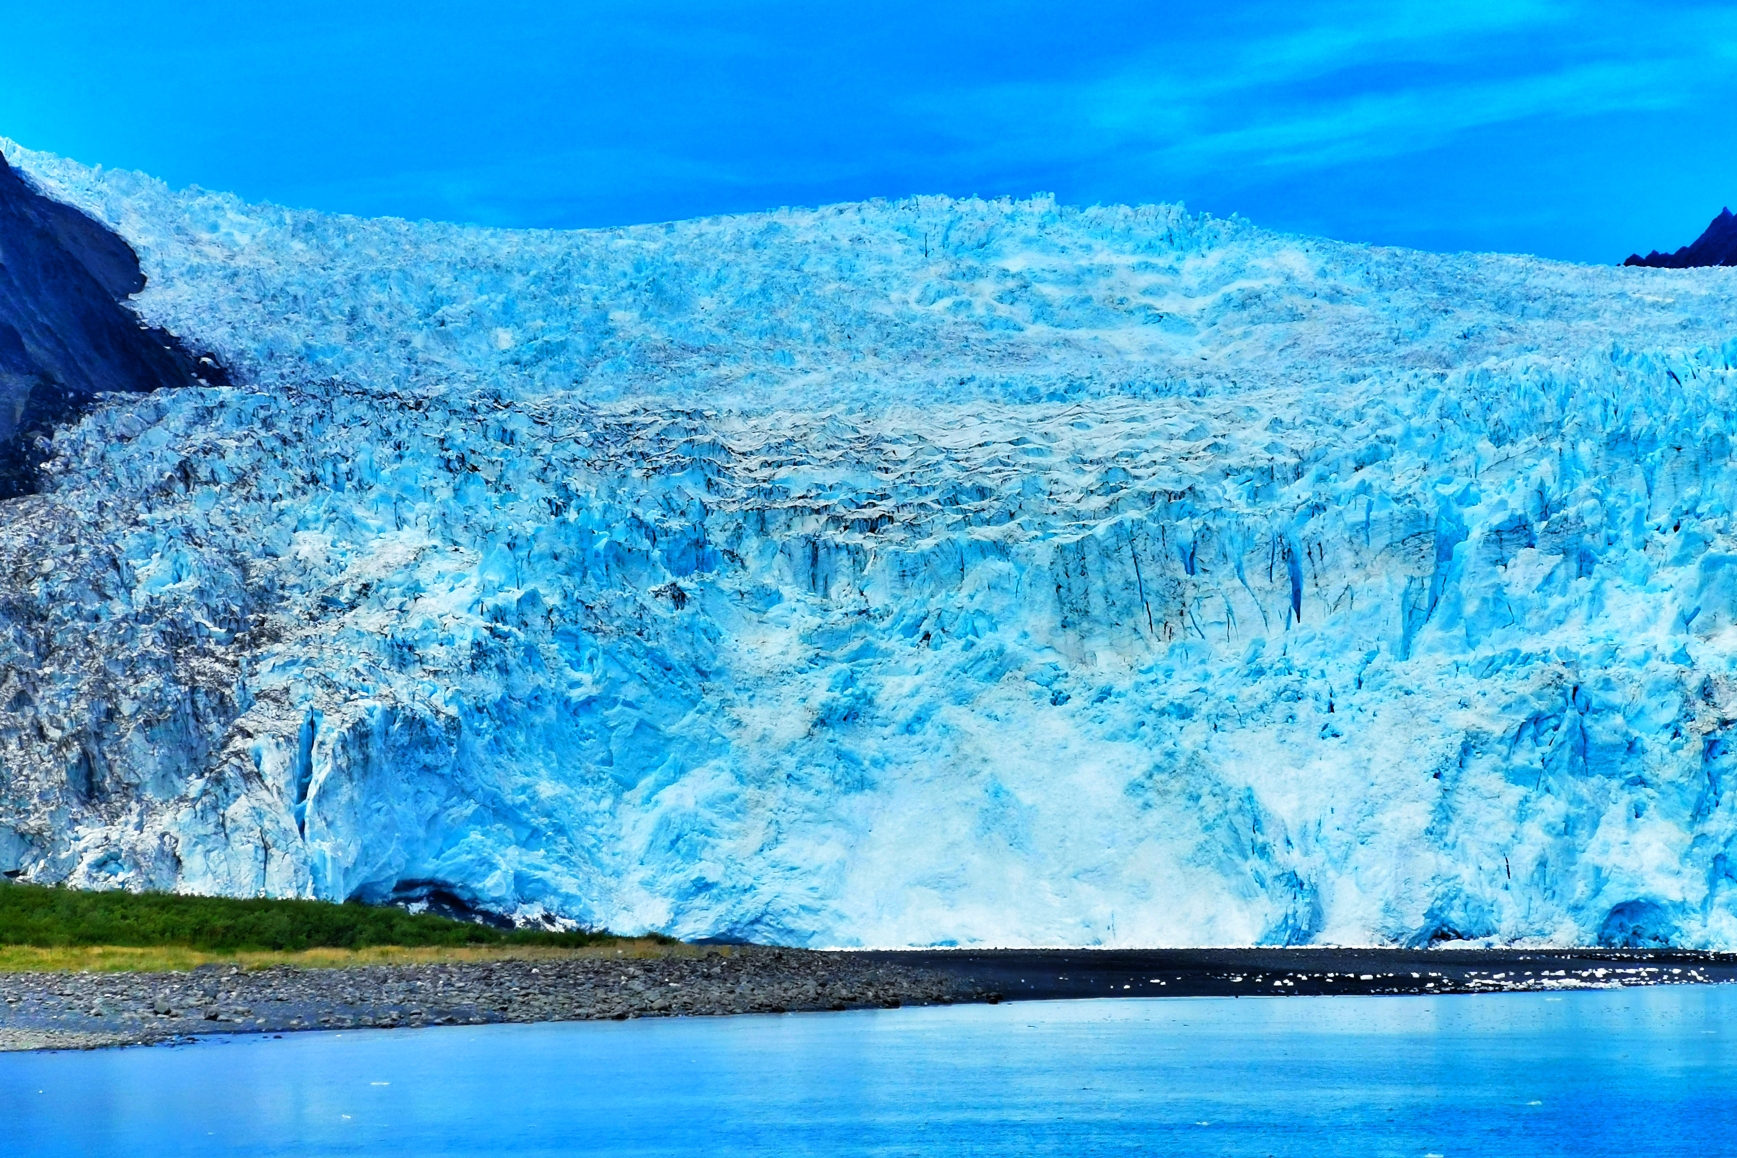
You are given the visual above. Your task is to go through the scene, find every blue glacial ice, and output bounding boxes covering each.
[2,138,1737,948]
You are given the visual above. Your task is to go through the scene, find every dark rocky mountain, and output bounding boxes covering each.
[0,151,225,498]
[1624,208,1737,269]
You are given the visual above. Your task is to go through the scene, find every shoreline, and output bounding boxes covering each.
[0,946,988,1052]
[864,946,1737,1000]
[5,946,1735,1052]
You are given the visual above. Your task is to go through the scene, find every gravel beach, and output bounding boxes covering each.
[867,946,1737,999]
[0,947,993,1051]
[8,945,1736,1052]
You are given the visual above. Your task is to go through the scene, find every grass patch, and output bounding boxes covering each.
[0,879,669,965]
[0,939,701,974]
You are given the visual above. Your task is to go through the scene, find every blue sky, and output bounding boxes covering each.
[2,0,1733,262]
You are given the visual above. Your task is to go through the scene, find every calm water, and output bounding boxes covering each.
[5,987,1736,1157]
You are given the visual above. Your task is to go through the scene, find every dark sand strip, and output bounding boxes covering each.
[867,947,1737,999]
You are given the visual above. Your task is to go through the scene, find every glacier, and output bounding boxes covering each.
[2,138,1737,949]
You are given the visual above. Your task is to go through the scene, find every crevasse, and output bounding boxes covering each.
[2,138,1737,948]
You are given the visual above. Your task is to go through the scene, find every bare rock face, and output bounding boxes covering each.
[0,151,224,497]
[1624,208,1737,269]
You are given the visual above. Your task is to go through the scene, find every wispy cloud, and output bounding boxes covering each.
[1156,59,1691,173]
[8,0,1730,256]
[919,1,1737,187]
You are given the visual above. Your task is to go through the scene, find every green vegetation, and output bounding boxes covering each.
[0,879,653,954]
[0,940,696,974]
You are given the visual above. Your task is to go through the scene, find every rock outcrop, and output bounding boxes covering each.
[0,150,223,497]
[1624,208,1737,269]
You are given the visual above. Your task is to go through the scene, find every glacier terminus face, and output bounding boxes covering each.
[2,138,1737,949]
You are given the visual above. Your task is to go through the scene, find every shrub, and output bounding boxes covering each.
[0,880,641,952]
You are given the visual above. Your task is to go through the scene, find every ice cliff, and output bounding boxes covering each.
[2,138,1737,949]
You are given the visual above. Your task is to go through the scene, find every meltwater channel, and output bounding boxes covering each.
[5,986,1737,1157]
